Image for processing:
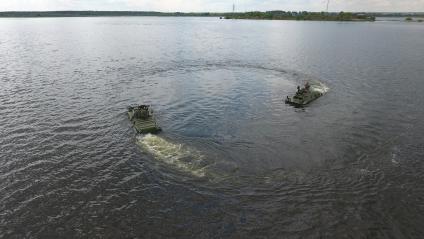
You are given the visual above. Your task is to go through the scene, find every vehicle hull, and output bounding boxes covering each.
[128,107,161,134]
[285,83,326,106]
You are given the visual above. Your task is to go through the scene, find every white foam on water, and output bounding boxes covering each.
[136,134,207,177]
[391,146,400,165]
[309,80,330,95]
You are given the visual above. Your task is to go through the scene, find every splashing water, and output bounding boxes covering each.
[136,134,209,177]
[309,80,330,95]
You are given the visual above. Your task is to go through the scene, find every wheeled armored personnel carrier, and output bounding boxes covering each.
[128,105,161,134]
[285,81,326,106]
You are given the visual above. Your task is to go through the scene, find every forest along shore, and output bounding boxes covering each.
[225,11,376,21]
[1,11,423,22]
[0,11,377,21]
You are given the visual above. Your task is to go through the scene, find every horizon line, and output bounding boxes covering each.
[1,10,424,14]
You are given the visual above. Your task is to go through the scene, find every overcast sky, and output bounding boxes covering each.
[1,0,423,12]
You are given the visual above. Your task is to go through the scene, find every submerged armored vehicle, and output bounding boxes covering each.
[128,105,161,134]
[285,81,326,106]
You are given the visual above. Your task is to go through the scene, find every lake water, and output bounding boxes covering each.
[1,17,424,238]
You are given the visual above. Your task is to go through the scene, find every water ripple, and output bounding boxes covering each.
[1,17,424,238]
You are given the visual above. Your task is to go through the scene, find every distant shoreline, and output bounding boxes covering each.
[1,11,221,18]
[0,11,423,20]
[225,11,376,21]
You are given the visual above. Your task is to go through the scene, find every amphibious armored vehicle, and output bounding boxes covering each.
[285,81,326,106]
[128,105,161,134]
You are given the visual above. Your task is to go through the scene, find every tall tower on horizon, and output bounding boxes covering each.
[233,3,235,13]
[326,0,330,12]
